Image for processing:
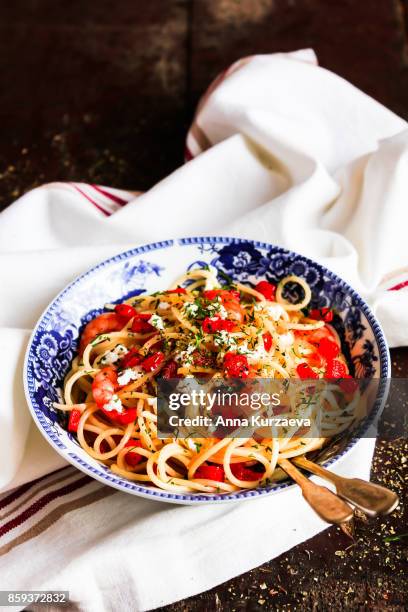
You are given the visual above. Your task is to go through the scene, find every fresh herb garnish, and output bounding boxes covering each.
[217,269,235,287]
[383,532,408,543]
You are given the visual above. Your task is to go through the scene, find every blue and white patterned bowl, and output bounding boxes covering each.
[24,237,390,504]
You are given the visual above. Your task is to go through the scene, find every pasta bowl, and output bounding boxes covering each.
[24,237,390,504]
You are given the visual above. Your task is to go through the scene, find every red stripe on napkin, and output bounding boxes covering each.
[388,279,408,291]
[0,475,91,538]
[0,467,72,511]
[91,185,128,206]
[184,145,193,161]
[69,183,111,216]
[0,480,40,512]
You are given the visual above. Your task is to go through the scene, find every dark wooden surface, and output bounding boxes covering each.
[1,1,407,609]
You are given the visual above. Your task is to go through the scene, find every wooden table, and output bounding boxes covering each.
[1,2,406,609]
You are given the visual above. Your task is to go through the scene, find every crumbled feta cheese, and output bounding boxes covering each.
[158,301,170,310]
[100,344,129,365]
[214,330,237,349]
[245,342,270,364]
[204,266,220,291]
[278,332,294,351]
[218,304,228,319]
[206,303,218,312]
[175,343,196,365]
[147,397,157,407]
[103,394,123,413]
[266,304,286,321]
[148,314,164,330]
[117,367,144,386]
[254,303,285,321]
[116,344,129,355]
[214,329,230,347]
[101,353,118,365]
[236,341,249,354]
[184,302,199,317]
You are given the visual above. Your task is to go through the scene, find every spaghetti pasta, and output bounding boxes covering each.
[54,270,358,495]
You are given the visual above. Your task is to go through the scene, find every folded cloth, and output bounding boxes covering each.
[0,49,407,610]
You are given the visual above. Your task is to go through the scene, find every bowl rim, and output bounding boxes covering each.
[23,236,391,504]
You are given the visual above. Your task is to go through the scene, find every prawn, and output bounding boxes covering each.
[295,325,340,368]
[219,290,245,323]
[225,300,245,323]
[79,313,124,354]
[92,367,118,407]
[295,324,338,347]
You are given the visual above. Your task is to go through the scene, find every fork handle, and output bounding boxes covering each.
[278,459,354,525]
[293,456,399,516]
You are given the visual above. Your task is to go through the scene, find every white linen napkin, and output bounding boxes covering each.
[0,49,406,610]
